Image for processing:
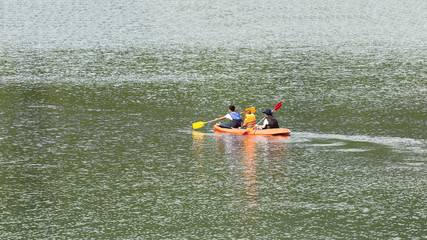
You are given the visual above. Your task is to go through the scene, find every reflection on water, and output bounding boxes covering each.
[241,135,258,211]
[193,132,290,236]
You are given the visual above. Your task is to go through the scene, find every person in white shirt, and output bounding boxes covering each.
[258,108,279,129]
[215,105,242,128]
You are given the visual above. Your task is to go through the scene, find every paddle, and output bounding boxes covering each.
[242,101,282,135]
[192,120,216,130]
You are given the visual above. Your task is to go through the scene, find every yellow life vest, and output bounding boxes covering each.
[243,114,256,129]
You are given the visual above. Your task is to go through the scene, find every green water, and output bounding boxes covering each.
[1,0,426,239]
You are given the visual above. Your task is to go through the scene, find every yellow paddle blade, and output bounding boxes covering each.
[242,107,255,114]
[192,121,207,129]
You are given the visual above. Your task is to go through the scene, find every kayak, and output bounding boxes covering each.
[214,124,291,136]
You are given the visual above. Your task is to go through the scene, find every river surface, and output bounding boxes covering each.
[1,0,426,239]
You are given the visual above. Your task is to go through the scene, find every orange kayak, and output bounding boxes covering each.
[214,124,291,136]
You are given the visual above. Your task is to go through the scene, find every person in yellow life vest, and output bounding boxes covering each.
[241,109,256,129]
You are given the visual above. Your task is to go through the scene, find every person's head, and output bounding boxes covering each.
[229,105,235,112]
[263,108,273,116]
[245,110,251,115]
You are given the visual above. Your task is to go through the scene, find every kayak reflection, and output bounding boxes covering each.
[212,134,290,221]
[192,131,290,227]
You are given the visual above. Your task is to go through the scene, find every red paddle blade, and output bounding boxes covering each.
[273,101,282,111]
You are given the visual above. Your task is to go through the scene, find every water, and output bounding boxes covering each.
[1,0,426,239]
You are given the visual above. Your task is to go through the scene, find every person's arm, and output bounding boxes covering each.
[215,115,227,121]
[259,118,268,129]
[241,116,248,128]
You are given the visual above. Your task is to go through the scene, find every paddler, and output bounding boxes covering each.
[258,108,279,129]
[215,105,242,129]
[240,109,256,129]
